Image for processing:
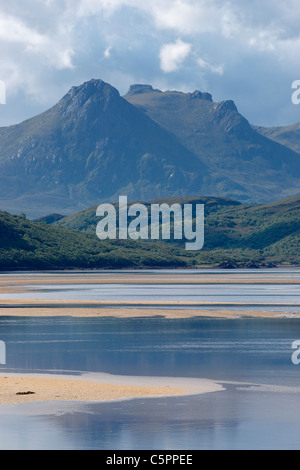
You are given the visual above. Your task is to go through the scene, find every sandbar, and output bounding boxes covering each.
[0,274,299,290]
[0,306,299,318]
[0,272,299,318]
[0,373,223,405]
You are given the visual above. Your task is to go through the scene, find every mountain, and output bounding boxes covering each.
[0,79,299,218]
[254,123,300,155]
[0,79,209,218]
[124,85,300,202]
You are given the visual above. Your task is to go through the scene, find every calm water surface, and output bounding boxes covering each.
[1,268,300,311]
[0,269,300,450]
[1,283,299,306]
[0,316,300,449]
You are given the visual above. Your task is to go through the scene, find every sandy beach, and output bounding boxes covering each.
[0,373,223,405]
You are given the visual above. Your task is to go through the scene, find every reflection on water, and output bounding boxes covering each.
[1,268,300,311]
[0,316,300,384]
[1,269,300,450]
[1,268,300,278]
[0,316,300,449]
[1,283,300,306]
[2,383,300,450]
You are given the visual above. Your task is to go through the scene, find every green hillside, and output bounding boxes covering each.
[1,194,299,270]
[55,195,300,268]
[0,211,193,270]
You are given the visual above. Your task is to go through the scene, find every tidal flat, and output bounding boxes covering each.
[0,268,300,449]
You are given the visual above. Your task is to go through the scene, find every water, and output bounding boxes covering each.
[0,316,299,383]
[1,268,300,278]
[0,269,300,449]
[2,389,300,450]
[1,316,300,449]
[1,268,300,312]
[1,283,299,305]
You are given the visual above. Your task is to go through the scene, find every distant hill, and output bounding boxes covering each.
[0,211,193,270]
[54,194,300,267]
[55,196,240,232]
[0,79,299,218]
[254,123,300,155]
[0,194,299,270]
[33,214,66,224]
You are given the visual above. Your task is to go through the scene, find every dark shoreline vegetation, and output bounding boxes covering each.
[0,194,299,271]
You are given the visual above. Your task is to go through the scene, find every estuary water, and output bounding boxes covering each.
[1,268,300,312]
[0,269,300,450]
[1,283,300,306]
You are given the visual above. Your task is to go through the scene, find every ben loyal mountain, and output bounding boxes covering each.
[0,78,299,218]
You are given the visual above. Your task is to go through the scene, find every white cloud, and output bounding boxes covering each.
[151,0,216,34]
[197,57,224,75]
[159,39,191,73]
[0,4,76,105]
[0,12,46,46]
[0,0,300,126]
[104,46,112,58]
[76,0,134,17]
[76,0,231,35]
[0,9,74,70]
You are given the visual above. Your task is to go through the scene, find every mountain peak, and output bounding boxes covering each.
[126,84,162,96]
[69,78,118,95]
[57,79,120,112]
[214,99,238,113]
[126,85,213,102]
[189,90,213,102]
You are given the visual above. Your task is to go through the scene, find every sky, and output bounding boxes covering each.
[0,0,300,127]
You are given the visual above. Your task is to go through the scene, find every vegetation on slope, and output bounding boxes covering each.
[55,195,300,268]
[0,211,192,270]
[1,195,299,270]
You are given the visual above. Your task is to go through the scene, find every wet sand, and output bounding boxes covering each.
[0,306,298,318]
[0,373,223,405]
[0,274,300,290]
[0,272,297,408]
[0,272,299,318]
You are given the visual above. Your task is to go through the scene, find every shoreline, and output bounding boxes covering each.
[0,265,299,273]
[0,372,223,405]
[0,305,299,318]
[1,276,300,289]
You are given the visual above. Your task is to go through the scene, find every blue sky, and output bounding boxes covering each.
[0,0,299,127]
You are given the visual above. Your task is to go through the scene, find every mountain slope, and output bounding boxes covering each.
[254,123,300,155]
[124,85,300,202]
